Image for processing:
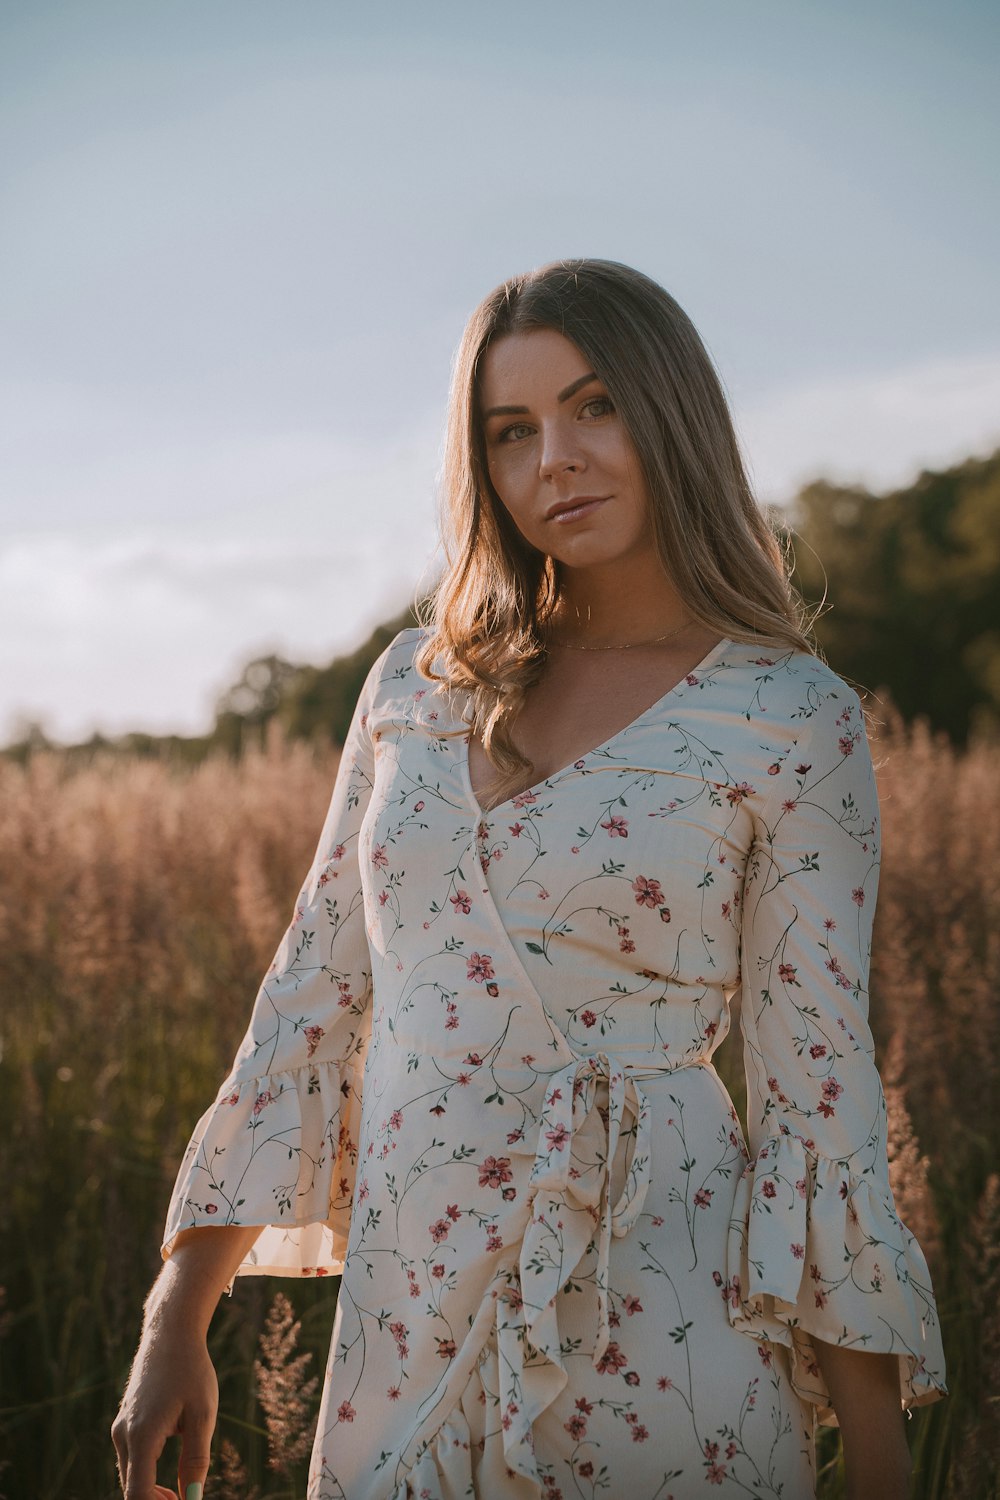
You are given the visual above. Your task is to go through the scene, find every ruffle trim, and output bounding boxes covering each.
[726,1131,948,1425]
[161,1058,360,1282]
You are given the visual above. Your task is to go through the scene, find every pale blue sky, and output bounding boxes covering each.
[2,0,998,740]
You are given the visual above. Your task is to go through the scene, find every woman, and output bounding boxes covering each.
[113,260,947,1500]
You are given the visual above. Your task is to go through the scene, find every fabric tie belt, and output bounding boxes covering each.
[495,1050,708,1480]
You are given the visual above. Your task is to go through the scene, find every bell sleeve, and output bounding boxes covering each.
[161,645,389,1281]
[726,678,947,1422]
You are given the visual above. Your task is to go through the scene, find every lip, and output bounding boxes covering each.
[545,495,610,523]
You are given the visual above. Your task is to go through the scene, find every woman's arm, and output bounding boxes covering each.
[111,1224,262,1500]
[813,1339,912,1499]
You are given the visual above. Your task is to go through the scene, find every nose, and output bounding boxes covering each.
[538,421,585,482]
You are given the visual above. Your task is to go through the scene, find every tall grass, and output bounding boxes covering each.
[0,709,995,1497]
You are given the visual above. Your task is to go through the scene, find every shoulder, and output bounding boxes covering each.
[719,637,867,730]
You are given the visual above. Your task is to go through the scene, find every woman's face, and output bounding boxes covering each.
[478,328,653,572]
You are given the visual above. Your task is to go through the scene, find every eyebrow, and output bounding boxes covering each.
[482,371,600,421]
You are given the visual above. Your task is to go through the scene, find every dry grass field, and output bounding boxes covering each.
[1,705,997,1498]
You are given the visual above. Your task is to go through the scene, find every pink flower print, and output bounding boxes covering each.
[693,1187,713,1208]
[624,1370,641,1387]
[623,1294,643,1316]
[337,980,354,1008]
[226,1090,240,1107]
[768,762,782,776]
[790,1241,805,1258]
[509,822,524,837]
[576,1397,594,1415]
[436,1338,457,1360]
[579,1008,597,1029]
[204,1202,218,1214]
[659,906,672,922]
[450,889,472,914]
[377,889,390,906]
[389,1109,404,1130]
[331,843,345,861]
[794,763,812,776]
[620,936,636,953]
[466,952,495,983]
[796,1178,808,1198]
[595,1340,628,1374]
[852,886,865,906]
[486,981,499,996]
[839,735,855,756]
[432,1263,446,1279]
[252,1089,274,1116]
[537,888,550,900]
[387,1385,401,1400]
[824,917,836,930]
[809,1042,827,1059]
[486,1228,503,1252]
[725,781,755,806]
[304,1024,324,1058]
[632,874,664,908]
[822,1077,844,1102]
[507,1128,524,1144]
[413,799,424,811]
[761,1179,777,1199]
[464,1053,484,1067]
[757,1344,773,1369]
[457,1072,471,1086]
[512,790,537,808]
[578,1460,594,1478]
[479,1156,513,1188]
[685,673,699,685]
[657,1376,672,1391]
[371,843,389,870]
[601,814,629,837]
[814,1288,828,1309]
[338,1400,356,1423]
[782,798,798,812]
[778,963,798,985]
[564,1414,587,1439]
[545,1123,571,1152]
[429,1218,451,1243]
[719,1275,741,1309]
[726,1439,739,1459]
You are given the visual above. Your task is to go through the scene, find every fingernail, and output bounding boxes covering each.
[185,1485,203,1500]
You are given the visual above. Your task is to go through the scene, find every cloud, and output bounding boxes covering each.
[737,351,1000,504]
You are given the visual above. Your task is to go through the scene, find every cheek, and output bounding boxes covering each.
[488,449,536,516]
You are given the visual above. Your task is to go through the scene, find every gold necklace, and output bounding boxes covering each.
[546,618,694,652]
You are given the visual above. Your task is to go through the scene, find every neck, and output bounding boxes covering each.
[550,560,692,645]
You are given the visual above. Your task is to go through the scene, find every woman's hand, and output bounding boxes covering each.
[111,1320,217,1499]
[813,1339,912,1500]
[112,1224,262,1499]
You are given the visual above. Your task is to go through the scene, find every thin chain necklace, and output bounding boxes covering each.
[546,617,694,652]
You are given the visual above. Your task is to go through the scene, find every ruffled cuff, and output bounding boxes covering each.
[725,1131,948,1425]
[162,1058,363,1282]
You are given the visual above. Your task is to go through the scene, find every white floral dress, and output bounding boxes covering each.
[164,627,947,1499]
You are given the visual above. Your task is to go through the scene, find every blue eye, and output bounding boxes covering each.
[497,422,533,444]
[583,396,614,418]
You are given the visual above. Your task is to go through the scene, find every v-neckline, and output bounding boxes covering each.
[461,635,733,819]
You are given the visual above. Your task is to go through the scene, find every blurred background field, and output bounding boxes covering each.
[2,460,1000,1498]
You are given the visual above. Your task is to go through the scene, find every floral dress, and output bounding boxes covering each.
[164,627,947,1499]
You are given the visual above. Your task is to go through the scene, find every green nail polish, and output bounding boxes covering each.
[185,1485,203,1500]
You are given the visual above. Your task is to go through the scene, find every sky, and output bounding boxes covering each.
[2,0,998,743]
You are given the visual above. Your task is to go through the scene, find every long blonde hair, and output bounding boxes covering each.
[415,258,821,804]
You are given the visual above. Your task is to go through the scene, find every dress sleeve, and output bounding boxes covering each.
[161,645,389,1282]
[726,679,948,1422]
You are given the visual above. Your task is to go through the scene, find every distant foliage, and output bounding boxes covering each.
[0,706,997,1495]
[786,447,1000,747]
